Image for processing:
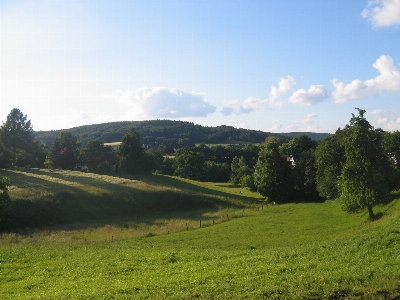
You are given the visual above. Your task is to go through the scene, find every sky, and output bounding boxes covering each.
[1,0,400,133]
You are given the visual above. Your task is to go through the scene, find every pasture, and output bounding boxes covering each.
[0,169,399,299]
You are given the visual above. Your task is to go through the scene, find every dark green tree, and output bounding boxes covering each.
[315,130,346,199]
[46,131,81,170]
[205,161,230,182]
[159,157,175,175]
[0,177,11,223]
[230,156,252,186]
[117,127,147,174]
[340,109,395,219]
[279,135,317,157]
[82,139,104,172]
[0,108,35,167]
[383,131,400,170]
[290,150,320,202]
[173,149,205,181]
[253,137,291,203]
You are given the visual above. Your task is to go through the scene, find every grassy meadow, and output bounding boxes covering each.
[0,169,399,299]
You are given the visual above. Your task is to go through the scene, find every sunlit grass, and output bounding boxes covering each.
[1,169,399,299]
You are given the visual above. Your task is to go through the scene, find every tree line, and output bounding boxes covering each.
[1,108,399,221]
[34,119,331,149]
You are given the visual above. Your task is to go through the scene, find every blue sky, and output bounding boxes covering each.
[1,0,400,133]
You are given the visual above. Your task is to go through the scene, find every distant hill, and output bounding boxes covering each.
[34,120,332,148]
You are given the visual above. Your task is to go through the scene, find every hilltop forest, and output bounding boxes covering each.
[33,119,331,148]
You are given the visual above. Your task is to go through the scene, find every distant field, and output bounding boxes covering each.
[195,141,258,147]
[0,169,399,299]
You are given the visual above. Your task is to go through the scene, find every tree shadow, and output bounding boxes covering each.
[0,169,251,233]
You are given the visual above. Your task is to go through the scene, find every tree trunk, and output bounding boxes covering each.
[367,204,375,220]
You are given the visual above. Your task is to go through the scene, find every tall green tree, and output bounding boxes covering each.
[173,149,205,181]
[315,130,346,199]
[117,127,147,174]
[253,137,291,203]
[230,156,252,186]
[0,108,35,167]
[340,109,394,219]
[82,139,104,172]
[46,131,81,170]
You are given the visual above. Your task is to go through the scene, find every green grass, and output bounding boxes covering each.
[0,169,259,230]
[0,169,399,299]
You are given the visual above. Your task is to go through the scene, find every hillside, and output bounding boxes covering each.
[0,168,399,299]
[34,120,331,147]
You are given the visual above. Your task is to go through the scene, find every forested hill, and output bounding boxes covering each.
[34,120,331,148]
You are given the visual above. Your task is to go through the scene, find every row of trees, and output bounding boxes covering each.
[1,108,399,219]
[253,109,400,218]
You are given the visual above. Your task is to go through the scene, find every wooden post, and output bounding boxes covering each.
[186,223,188,230]
[200,220,202,228]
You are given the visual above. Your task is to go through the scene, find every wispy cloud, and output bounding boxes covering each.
[220,76,295,115]
[370,109,400,131]
[268,114,319,132]
[362,0,400,28]
[331,55,400,103]
[105,87,216,119]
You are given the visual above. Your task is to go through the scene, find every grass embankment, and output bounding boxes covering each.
[0,169,399,299]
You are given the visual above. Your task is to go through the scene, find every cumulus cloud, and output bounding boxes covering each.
[331,55,400,103]
[289,85,329,106]
[268,76,296,107]
[106,87,216,118]
[220,76,295,115]
[370,109,400,130]
[362,0,400,27]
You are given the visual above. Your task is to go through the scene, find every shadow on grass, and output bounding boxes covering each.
[0,169,252,233]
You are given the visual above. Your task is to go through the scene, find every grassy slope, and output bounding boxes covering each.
[0,170,399,299]
[0,169,260,230]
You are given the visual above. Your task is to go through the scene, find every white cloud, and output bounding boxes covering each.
[269,120,283,132]
[370,109,400,130]
[269,76,296,107]
[106,87,216,119]
[362,0,400,27]
[220,76,295,115]
[289,85,329,106]
[331,55,400,103]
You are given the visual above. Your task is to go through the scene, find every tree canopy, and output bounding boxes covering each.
[46,131,81,170]
[253,137,291,203]
[340,109,395,219]
[0,108,35,167]
[117,127,148,174]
